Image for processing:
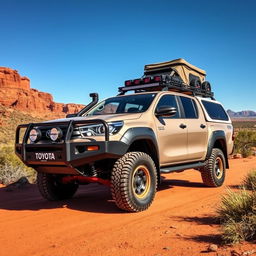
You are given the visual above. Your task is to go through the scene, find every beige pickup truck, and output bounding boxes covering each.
[15,59,234,212]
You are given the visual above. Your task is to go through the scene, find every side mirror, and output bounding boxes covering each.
[155,106,177,117]
[66,113,77,118]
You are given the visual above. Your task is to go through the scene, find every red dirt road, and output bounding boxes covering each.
[0,158,256,256]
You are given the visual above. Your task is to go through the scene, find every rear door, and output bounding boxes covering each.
[179,96,208,161]
[154,94,188,165]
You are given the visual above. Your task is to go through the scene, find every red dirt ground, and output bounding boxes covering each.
[0,158,256,256]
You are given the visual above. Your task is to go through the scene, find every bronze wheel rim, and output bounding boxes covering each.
[132,165,151,199]
[215,157,224,178]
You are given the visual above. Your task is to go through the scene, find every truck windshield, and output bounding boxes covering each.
[86,93,156,116]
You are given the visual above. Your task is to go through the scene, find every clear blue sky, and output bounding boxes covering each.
[1,0,256,111]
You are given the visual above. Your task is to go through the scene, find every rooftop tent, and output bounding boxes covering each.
[144,58,206,85]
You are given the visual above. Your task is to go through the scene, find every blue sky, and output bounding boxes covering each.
[0,0,256,111]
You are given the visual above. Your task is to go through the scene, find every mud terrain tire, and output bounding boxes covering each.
[201,148,226,187]
[111,152,157,212]
[37,173,78,201]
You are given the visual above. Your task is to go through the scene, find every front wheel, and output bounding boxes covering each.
[111,152,157,212]
[37,173,78,201]
[201,148,226,187]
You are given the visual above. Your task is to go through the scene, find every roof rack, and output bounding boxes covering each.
[118,74,214,99]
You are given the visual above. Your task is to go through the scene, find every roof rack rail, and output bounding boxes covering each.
[118,74,214,99]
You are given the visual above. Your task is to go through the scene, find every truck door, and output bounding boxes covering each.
[154,94,188,165]
[178,96,208,161]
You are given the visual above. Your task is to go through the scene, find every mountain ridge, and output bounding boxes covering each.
[227,109,256,118]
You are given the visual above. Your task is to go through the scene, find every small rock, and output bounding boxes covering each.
[233,153,242,159]
[164,230,170,234]
[242,250,256,256]
[169,225,177,229]
[231,250,241,256]
[208,244,218,252]
[163,247,170,251]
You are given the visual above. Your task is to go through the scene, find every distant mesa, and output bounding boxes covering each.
[0,67,85,118]
[227,109,256,118]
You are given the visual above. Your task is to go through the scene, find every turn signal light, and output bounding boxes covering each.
[87,145,99,151]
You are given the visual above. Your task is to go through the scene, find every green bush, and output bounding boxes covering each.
[0,146,36,185]
[217,188,256,244]
[243,169,256,190]
[234,130,256,157]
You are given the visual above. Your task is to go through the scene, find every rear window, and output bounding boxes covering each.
[202,100,229,121]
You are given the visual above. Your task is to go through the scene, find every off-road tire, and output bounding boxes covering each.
[37,173,78,201]
[201,148,226,187]
[111,152,157,212]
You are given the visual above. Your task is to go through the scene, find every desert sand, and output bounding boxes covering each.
[0,157,255,256]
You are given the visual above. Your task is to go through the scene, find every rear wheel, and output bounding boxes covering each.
[111,152,157,212]
[201,148,226,187]
[37,173,78,201]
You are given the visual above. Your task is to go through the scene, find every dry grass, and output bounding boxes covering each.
[217,170,256,244]
[243,169,256,191]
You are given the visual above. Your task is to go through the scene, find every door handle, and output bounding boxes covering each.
[179,123,187,129]
[200,124,206,129]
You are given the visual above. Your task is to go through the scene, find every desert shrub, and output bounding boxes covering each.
[243,169,256,190]
[217,189,256,244]
[234,130,256,157]
[0,146,36,185]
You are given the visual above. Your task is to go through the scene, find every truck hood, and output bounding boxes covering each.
[44,113,142,123]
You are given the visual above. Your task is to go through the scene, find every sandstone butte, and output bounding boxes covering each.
[0,67,85,118]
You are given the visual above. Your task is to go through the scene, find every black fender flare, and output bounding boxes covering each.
[207,130,229,169]
[120,127,160,183]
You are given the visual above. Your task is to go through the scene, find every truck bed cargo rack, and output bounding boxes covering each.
[118,74,214,99]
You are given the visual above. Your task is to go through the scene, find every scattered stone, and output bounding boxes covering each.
[208,244,218,252]
[231,250,241,256]
[242,250,256,256]
[169,225,177,229]
[163,247,171,251]
[164,230,170,234]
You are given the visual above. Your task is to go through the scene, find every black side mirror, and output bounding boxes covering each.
[155,106,177,117]
[66,113,77,118]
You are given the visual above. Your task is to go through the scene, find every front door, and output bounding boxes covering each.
[154,94,188,165]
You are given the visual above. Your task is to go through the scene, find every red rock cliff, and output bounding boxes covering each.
[0,67,85,118]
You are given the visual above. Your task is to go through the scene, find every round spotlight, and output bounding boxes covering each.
[29,128,41,143]
[49,127,62,141]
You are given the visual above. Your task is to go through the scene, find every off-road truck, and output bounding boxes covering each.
[15,59,234,212]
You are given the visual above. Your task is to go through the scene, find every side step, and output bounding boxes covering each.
[160,162,205,173]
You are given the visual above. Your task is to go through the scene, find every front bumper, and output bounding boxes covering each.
[15,119,128,174]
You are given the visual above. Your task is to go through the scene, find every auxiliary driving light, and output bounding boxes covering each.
[29,128,41,143]
[49,127,63,141]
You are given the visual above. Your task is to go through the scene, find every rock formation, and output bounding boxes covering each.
[0,67,85,118]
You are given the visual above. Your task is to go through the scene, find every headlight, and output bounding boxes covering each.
[49,127,63,141]
[29,128,41,143]
[78,121,123,137]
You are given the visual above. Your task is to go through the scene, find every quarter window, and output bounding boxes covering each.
[202,100,229,121]
[180,96,198,118]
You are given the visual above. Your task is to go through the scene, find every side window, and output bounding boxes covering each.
[180,96,198,119]
[155,95,180,118]
[202,100,229,121]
